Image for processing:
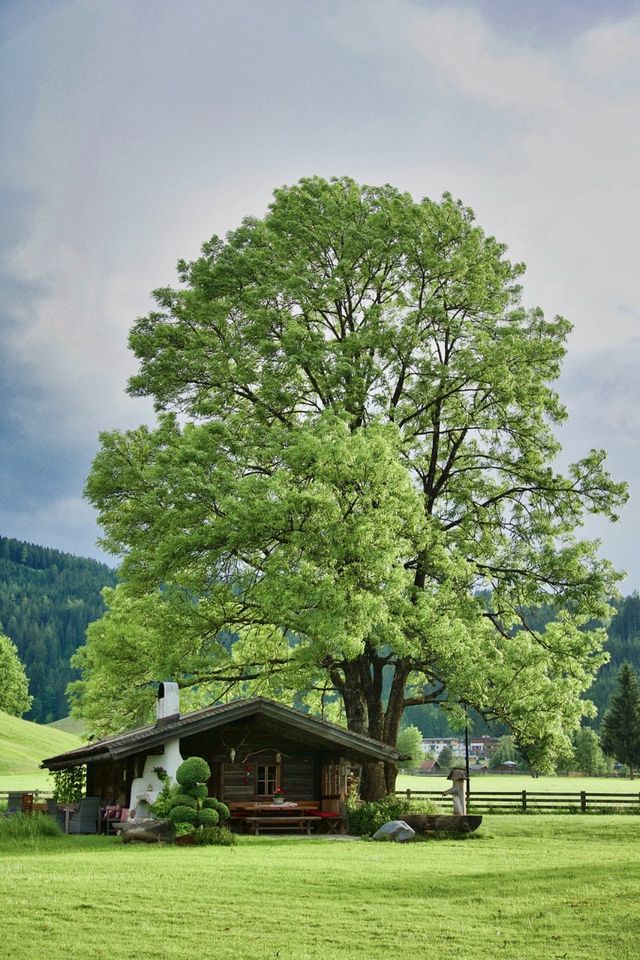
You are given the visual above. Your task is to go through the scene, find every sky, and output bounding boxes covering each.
[1,0,639,589]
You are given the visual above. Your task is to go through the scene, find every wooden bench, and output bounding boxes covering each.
[244,816,317,836]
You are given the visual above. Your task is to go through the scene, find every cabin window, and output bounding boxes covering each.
[256,764,279,797]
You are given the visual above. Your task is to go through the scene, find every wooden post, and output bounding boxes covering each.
[580,791,587,813]
[521,790,527,813]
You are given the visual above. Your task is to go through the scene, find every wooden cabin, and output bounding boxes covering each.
[41,690,403,826]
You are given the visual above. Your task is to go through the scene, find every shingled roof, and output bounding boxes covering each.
[41,697,404,770]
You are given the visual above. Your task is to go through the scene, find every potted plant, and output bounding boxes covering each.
[272,787,286,805]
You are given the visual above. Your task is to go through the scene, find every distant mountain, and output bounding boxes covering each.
[0,535,117,723]
[0,709,80,776]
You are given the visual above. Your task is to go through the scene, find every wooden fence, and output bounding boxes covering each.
[0,790,53,802]
[397,787,640,813]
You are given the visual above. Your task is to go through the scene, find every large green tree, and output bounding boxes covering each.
[77,177,625,798]
[0,629,32,717]
[600,663,640,778]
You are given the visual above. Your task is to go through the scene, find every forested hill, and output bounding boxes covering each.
[588,593,640,723]
[0,535,117,723]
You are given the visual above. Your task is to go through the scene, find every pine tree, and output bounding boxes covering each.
[600,663,640,779]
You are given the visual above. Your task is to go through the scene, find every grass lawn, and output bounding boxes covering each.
[1,816,639,960]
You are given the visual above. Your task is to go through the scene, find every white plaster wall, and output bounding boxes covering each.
[128,736,183,816]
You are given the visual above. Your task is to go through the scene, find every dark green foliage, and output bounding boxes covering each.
[197,807,219,827]
[347,795,437,836]
[176,757,210,787]
[588,595,640,725]
[191,825,237,846]
[172,790,198,810]
[170,793,197,810]
[184,783,208,801]
[174,822,195,838]
[437,746,455,771]
[149,780,178,818]
[203,798,230,821]
[0,535,117,722]
[51,766,85,803]
[601,663,640,777]
[169,805,198,825]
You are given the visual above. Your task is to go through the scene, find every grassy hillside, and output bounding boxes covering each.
[0,711,80,785]
[47,715,85,737]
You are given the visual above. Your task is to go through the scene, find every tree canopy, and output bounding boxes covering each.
[77,176,626,795]
[0,629,32,717]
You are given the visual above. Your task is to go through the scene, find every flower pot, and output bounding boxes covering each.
[272,796,285,805]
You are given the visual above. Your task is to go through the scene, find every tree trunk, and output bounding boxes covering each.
[384,760,398,795]
[360,761,387,801]
[338,657,409,801]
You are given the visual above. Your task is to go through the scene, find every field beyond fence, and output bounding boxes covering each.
[397,786,640,813]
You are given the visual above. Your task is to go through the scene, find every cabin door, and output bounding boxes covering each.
[320,759,347,815]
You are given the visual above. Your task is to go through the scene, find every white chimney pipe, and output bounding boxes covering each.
[156,681,180,723]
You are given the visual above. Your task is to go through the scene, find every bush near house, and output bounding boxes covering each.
[150,756,233,845]
[347,794,437,836]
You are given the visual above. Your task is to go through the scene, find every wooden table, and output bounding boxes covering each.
[244,816,317,836]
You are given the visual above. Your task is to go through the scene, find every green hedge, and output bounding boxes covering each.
[347,795,437,836]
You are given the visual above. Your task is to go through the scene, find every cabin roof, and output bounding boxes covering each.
[41,697,404,769]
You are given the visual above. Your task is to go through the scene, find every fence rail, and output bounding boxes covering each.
[0,790,54,801]
[397,788,640,813]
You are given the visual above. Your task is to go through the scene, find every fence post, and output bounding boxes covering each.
[521,790,527,813]
[580,791,587,813]
[406,788,411,800]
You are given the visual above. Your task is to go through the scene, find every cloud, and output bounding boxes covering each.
[0,0,638,583]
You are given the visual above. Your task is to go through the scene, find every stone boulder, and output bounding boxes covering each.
[372,820,416,842]
[120,817,176,844]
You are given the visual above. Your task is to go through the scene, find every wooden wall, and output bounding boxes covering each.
[179,718,332,802]
[85,717,350,810]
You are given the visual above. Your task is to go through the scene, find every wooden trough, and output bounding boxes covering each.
[402,814,483,835]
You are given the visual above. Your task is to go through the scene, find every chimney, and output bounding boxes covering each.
[156,681,180,725]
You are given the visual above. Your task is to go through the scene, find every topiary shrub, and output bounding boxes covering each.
[183,783,208,801]
[170,793,198,811]
[157,756,230,844]
[203,798,230,822]
[347,795,437,836]
[169,804,198,825]
[197,807,219,827]
[176,757,211,788]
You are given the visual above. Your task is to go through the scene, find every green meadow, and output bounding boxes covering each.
[0,710,79,794]
[397,772,640,794]
[1,816,639,960]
